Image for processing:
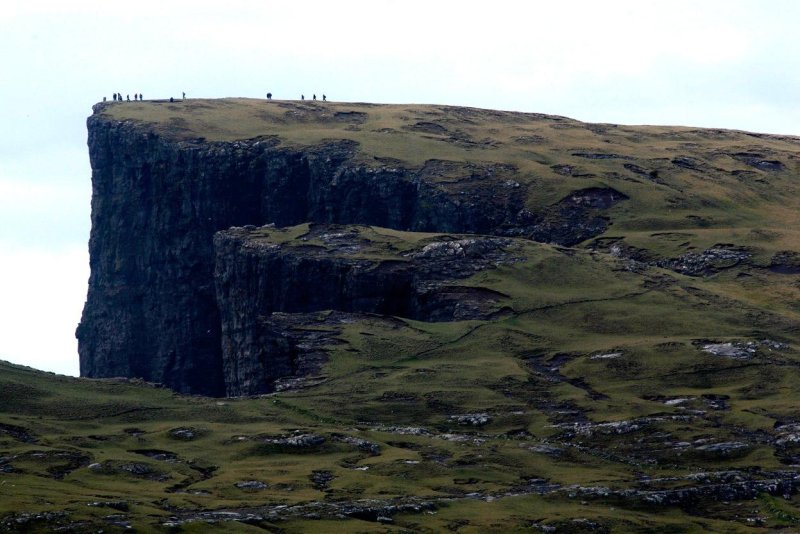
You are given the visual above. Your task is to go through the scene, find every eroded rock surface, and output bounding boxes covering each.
[77,108,627,395]
[215,225,516,396]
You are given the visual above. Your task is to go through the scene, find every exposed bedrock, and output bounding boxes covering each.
[215,226,512,396]
[77,113,625,395]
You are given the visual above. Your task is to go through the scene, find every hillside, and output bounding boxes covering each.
[3,98,800,531]
[79,98,800,397]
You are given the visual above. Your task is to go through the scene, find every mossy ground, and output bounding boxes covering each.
[4,101,798,530]
[4,223,800,531]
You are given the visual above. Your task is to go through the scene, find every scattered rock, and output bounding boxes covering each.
[5,450,92,479]
[261,433,326,451]
[513,135,545,145]
[162,497,436,527]
[119,462,164,478]
[373,426,431,436]
[769,251,800,274]
[658,245,750,276]
[693,441,751,458]
[522,444,564,457]
[671,156,702,170]
[449,413,491,426]
[571,152,632,160]
[412,237,510,261]
[235,480,268,490]
[169,427,203,441]
[89,460,167,481]
[550,415,692,439]
[273,375,329,392]
[666,397,693,406]
[590,352,622,360]
[406,121,448,135]
[731,152,784,171]
[623,163,651,176]
[87,501,129,512]
[334,435,381,455]
[0,423,37,443]
[699,339,788,360]
[701,342,755,360]
[0,511,69,531]
[551,164,576,176]
[130,449,179,462]
[310,470,335,490]
[700,394,730,410]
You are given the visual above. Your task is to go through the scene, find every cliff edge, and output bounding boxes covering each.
[77,98,800,396]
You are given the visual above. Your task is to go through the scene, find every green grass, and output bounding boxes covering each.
[3,100,799,530]
[6,221,800,530]
[101,99,800,236]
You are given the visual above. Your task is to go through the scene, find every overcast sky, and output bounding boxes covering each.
[1,0,799,376]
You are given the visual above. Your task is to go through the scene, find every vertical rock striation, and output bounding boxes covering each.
[77,106,624,395]
[213,226,514,396]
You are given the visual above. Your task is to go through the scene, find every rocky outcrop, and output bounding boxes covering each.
[78,106,625,395]
[214,225,513,396]
[592,238,753,277]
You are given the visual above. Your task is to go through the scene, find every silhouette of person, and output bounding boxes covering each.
[170,97,174,103]
[134,93,138,101]
[301,94,305,100]
[126,94,130,101]
[267,92,272,100]
[103,96,107,102]
[140,93,143,100]
[323,94,326,102]
[113,93,117,101]
[313,94,317,100]
[182,92,186,100]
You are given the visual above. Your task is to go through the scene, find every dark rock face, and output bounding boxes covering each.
[78,112,625,396]
[215,227,512,396]
[524,187,628,246]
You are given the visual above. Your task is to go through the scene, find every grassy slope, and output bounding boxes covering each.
[5,223,800,531]
[2,101,799,531]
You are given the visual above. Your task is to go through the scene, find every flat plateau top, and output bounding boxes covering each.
[98,98,800,254]
[98,98,798,165]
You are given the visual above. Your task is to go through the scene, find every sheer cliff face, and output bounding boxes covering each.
[213,227,515,396]
[77,106,625,396]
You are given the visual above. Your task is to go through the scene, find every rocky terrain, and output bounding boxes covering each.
[76,98,800,400]
[214,224,518,396]
[3,98,800,531]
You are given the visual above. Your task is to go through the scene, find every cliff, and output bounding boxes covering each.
[214,224,518,395]
[11,99,800,531]
[77,98,800,396]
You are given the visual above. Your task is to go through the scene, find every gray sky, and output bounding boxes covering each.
[1,0,798,376]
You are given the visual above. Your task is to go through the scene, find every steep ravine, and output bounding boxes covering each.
[77,106,625,395]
